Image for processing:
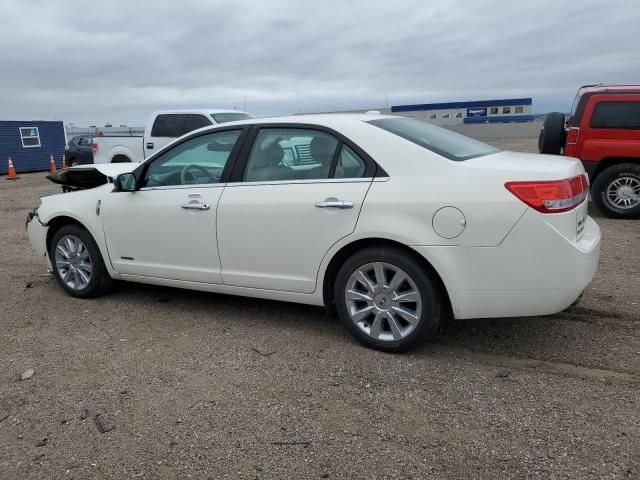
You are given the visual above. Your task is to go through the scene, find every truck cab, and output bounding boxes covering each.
[143,110,252,157]
[91,110,252,164]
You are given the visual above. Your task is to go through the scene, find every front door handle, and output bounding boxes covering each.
[315,200,354,209]
[181,203,210,210]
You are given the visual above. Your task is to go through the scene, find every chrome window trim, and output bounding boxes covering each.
[225,177,375,188]
[139,183,225,192]
[136,177,383,192]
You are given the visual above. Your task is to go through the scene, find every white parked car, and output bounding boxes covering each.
[27,114,601,351]
[91,109,253,164]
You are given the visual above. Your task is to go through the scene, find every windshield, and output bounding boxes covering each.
[212,112,253,124]
[368,117,499,161]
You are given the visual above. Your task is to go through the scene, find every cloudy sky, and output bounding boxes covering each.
[1,0,639,126]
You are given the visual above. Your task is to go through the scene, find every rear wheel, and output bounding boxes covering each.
[334,247,442,352]
[50,224,114,298]
[591,163,640,219]
[112,155,131,163]
[539,112,566,154]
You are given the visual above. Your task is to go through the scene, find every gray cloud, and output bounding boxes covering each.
[1,0,639,125]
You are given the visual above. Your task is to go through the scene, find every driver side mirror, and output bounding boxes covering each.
[114,172,137,192]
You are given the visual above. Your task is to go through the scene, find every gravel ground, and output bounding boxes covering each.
[1,139,639,479]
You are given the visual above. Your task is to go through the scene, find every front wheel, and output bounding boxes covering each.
[334,247,442,352]
[591,163,640,219]
[49,224,114,298]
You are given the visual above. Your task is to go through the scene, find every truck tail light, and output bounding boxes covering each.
[505,175,588,213]
[91,142,98,154]
[565,127,580,156]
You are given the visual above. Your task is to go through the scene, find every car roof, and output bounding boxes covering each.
[210,113,398,128]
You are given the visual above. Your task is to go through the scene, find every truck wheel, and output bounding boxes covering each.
[112,155,131,163]
[591,163,640,219]
[539,112,566,155]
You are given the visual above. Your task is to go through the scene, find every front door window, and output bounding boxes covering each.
[143,130,242,187]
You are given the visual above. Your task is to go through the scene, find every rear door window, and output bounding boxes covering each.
[244,128,339,182]
[151,114,186,137]
[589,101,640,129]
[334,145,366,178]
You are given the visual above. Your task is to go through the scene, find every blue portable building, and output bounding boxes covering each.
[0,120,66,175]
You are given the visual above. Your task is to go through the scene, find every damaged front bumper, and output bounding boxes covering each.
[26,208,49,264]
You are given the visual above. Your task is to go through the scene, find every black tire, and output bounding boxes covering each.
[49,224,114,298]
[334,246,442,352]
[111,155,131,163]
[539,112,566,154]
[591,163,640,219]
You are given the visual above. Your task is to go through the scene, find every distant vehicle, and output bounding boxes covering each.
[64,135,94,166]
[28,114,600,352]
[539,85,640,218]
[91,110,253,164]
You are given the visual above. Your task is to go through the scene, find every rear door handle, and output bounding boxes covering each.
[315,200,354,209]
[146,142,154,149]
[181,203,210,210]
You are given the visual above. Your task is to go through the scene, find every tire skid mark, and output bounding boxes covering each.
[435,344,640,382]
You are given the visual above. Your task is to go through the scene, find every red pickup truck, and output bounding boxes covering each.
[539,85,640,219]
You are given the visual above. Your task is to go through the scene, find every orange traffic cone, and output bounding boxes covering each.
[6,157,19,180]
[62,153,68,170]
[49,154,57,172]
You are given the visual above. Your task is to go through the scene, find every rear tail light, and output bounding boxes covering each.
[505,174,588,213]
[91,142,98,154]
[565,127,580,156]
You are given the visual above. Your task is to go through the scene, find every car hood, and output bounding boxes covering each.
[47,163,141,189]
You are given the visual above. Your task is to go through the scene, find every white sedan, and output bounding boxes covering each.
[27,114,601,351]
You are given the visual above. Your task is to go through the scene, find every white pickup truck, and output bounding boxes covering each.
[91,109,252,163]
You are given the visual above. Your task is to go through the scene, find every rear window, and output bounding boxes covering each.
[590,101,640,129]
[569,92,584,127]
[182,114,212,133]
[368,118,499,161]
[151,114,186,137]
[212,112,253,124]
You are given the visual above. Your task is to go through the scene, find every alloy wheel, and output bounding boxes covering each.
[345,262,422,342]
[54,235,93,291]
[606,176,640,209]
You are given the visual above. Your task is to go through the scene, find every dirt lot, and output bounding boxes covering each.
[1,139,639,479]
